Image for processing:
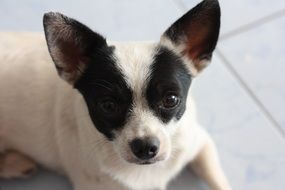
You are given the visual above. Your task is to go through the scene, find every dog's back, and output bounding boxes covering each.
[0,32,72,171]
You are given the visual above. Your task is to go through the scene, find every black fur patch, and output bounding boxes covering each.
[74,46,133,140]
[146,47,192,123]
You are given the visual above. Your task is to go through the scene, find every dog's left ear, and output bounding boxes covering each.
[43,12,107,84]
[161,0,221,75]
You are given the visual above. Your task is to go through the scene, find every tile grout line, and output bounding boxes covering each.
[220,8,285,41]
[216,49,285,138]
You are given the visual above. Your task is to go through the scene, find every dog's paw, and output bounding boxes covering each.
[0,150,37,179]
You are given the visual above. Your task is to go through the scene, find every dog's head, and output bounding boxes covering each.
[43,0,220,165]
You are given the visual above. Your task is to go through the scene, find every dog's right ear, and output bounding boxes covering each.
[43,12,107,84]
[160,0,220,75]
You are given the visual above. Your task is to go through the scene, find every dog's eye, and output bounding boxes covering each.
[161,94,180,109]
[99,99,119,114]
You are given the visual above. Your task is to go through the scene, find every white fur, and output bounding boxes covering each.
[0,32,230,190]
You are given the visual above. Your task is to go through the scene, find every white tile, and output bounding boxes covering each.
[169,169,207,190]
[177,0,285,34]
[190,55,285,190]
[0,0,181,41]
[219,17,285,129]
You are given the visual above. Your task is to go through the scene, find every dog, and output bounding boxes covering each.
[0,0,231,189]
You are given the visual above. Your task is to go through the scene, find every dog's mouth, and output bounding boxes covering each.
[126,154,167,165]
[130,159,160,165]
[137,160,156,165]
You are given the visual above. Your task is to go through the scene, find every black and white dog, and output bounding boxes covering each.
[0,0,231,189]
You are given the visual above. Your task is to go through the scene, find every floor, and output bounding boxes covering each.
[0,0,285,189]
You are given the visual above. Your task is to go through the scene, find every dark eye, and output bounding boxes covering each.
[99,99,119,114]
[161,94,180,109]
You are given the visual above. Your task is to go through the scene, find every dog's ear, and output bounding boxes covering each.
[43,12,107,84]
[160,0,220,75]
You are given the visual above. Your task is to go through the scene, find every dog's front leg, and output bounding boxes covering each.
[189,138,231,190]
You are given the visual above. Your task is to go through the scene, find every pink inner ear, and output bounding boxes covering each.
[57,39,88,72]
[183,20,211,61]
[178,21,211,71]
[59,40,80,69]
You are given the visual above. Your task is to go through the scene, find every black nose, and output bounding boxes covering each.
[130,137,160,160]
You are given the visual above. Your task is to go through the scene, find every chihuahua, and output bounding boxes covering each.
[0,0,231,189]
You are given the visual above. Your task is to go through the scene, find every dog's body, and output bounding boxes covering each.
[0,1,231,190]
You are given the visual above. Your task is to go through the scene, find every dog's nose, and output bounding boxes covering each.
[130,137,160,160]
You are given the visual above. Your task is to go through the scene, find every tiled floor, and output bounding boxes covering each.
[0,0,285,190]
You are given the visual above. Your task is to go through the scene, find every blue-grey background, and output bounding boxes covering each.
[0,0,285,189]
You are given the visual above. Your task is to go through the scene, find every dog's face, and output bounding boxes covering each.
[43,0,220,165]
